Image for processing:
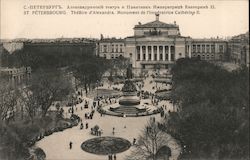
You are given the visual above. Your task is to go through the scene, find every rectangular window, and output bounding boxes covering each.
[136,46,140,60]
[197,45,201,53]
[160,54,163,60]
[192,45,196,52]
[165,46,169,53]
[142,46,146,55]
[116,45,118,52]
[143,54,146,60]
[120,45,123,52]
[137,53,140,60]
[148,46,152,54]
[211,45,215,53]
[148,54,151,60]
[104,45,107,53]
[219,45,223,53]
[171,54,174,61]
[206,45,210,53]
[202,45,205,53]
[111,45,114,52]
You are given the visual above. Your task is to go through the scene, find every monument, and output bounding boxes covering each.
[98,66,160,117]
[119,66,140,106]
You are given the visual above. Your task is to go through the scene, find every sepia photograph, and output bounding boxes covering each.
[0,0,249,160]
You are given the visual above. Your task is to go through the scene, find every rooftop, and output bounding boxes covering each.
[134,14,178,29]
[99,38,125,43]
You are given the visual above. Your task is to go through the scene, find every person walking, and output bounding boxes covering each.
[114,154,116,160]
[69,141,73,149]
[80,122,83,130]
[133,138,136,145]
[86,122,88,129]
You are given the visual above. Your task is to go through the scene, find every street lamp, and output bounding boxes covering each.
[96,80,99,100]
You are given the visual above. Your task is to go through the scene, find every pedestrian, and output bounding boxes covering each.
[114,154,116,160]
[133,138,136,145]
[108,154,112,160]
[86,122,88,129]
[112,127,115,135]
[69,141,73,149]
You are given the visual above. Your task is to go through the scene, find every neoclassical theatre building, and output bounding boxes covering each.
[98,14,228,74]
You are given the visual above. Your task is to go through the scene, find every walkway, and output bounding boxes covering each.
[35,78,181,160]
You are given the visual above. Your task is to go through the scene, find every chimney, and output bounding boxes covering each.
[155,13,159,21]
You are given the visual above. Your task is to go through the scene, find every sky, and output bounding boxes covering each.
[0,0,249,39]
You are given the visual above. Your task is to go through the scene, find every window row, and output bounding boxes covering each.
[103,54,123,59]
[102,44,124,53]
[192,44,224,53]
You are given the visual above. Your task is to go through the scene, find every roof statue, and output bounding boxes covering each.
[134,14,178,29]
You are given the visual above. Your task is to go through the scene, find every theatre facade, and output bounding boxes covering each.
[97,14,228,74]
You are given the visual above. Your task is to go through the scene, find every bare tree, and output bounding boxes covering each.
[73,59,107,95]
[30,70,73,117]
[111,57,130,77]
[0,80,18,124]
[128,120,170,160]
[20,88,38,124]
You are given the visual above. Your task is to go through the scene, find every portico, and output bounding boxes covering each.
[137,45,175,61]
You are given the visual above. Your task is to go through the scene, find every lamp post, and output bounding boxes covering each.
[96,80,99,100]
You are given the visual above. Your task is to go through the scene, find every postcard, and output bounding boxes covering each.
[0,0,249,160]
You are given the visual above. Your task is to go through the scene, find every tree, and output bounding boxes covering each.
[73,56,109,94]
[29,70,73,117]
[0,79,19,125]
[111,56,130,77]
[20,88,37,124]
[166,58,249,159]
[129,120,170,160]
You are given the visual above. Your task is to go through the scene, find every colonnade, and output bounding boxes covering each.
[137,45,174,61]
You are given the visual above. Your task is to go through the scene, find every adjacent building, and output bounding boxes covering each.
[228,32,249,67]
[98,38,125,59]
[0,67,31,85]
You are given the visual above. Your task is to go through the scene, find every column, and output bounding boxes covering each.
[18,75,21,83]
[163,45,166,61]
[152,46,154,61]
[140,46,143,61]
[157,46,160,61]
[189,45,192,58]
[146,45,149,61]
[168,45,171,61]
